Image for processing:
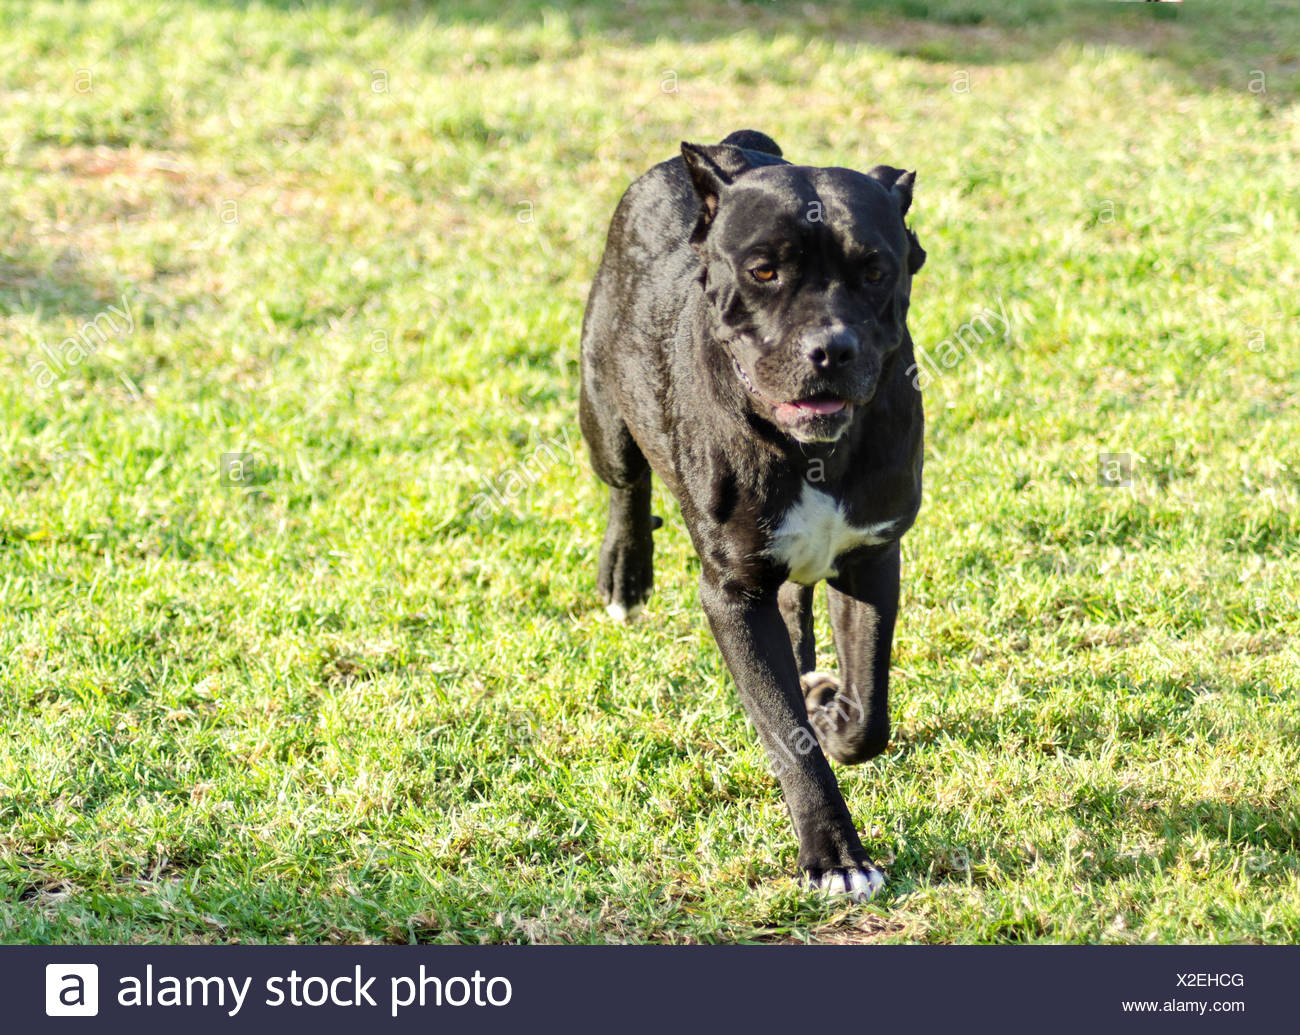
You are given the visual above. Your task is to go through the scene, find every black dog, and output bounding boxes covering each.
[579,130,925,899]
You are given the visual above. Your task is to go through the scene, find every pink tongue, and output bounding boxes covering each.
[777,398,846,421]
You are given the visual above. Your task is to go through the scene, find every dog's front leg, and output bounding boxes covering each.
[698,576,884,899]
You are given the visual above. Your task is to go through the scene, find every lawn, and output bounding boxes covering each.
[1,0,1297,944]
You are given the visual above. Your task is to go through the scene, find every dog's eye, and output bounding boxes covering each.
[863,267,885,283]
[749,265,777,283]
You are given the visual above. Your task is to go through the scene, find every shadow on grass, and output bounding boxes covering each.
[885,668,1297,894]
[897,669,1287,759]
[0,244,122,322]
[886,791,1297,902]
[193,0,1295,97]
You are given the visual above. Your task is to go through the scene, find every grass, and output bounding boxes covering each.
[1,0,1298,944]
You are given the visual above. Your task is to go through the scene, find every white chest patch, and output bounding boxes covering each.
[766,486,899,585]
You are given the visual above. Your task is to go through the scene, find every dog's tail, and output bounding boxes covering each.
[720,129,782,158]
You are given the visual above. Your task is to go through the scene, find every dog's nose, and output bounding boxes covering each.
[805,327,860,371]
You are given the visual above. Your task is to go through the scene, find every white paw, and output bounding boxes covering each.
[810,866,885,902]
[605,601,643,622]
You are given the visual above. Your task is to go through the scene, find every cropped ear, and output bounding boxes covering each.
[681,142,737,241]
[890,169,915,217]
[865,165,912,214]
[866,165,925,274]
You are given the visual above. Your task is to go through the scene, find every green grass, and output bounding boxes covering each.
[1,0,1298,944]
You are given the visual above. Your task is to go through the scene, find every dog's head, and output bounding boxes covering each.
[682,141,925,444]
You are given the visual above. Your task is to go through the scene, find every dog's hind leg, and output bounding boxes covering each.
[811,542,900,764]
[778,581,815,675]
[595,473,655,621]
[784,583,850,736]
[580,380,655,621]
[787,582,861,742]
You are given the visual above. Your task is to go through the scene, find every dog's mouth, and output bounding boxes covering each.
[732,356,853,433]
[774,395,847,423]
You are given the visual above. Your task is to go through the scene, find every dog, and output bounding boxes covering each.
[579,130,925,900]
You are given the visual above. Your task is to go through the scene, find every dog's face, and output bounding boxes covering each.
[683,143,925,444]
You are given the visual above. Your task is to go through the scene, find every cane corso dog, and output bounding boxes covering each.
[579,130,925,899]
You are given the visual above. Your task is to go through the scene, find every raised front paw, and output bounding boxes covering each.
[799,670,884,765]
[800,670,841,710]
[800,669,846,744]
